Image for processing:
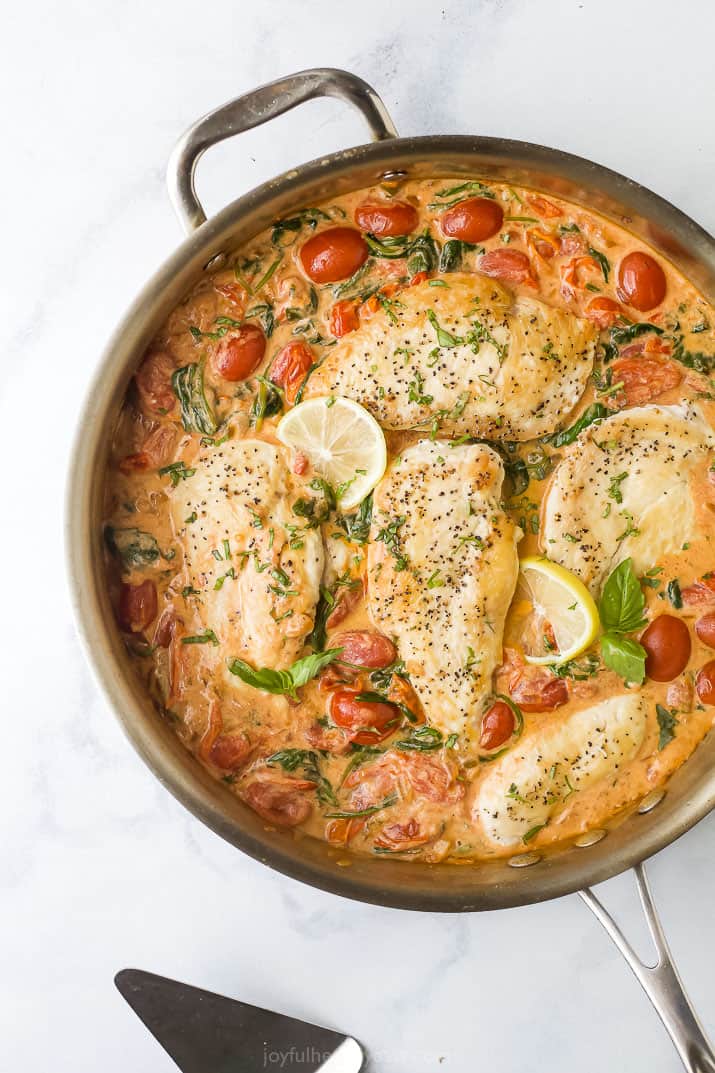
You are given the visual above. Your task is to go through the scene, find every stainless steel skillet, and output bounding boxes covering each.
[65,68,715,1071]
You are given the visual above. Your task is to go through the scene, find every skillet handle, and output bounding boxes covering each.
[167,67,398,234]
[580,863,715,1073]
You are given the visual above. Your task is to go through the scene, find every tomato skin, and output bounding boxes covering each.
[440,197,504,242]
[209,732,252,771]
[270,341,314,404]
[329,689,400,745]
[374,818,429,851]
[135,351,176,415]
[610,357,681,407]
[354,200,419,236]
[527,195,562,218]
[584,295,622,328]
[333,630,397,669]
[508,673,568,712]
[210,324,266,381]
[480,701,515,749]
[300,227,368,283]
[329,300,360,338]
[243,779,312,826]
[617,251,667,311]
[695,612,715,649]
[641,615,691,682]
[478,248,533,284]
[695,660,715,705]
[682,577,715,607]
[118,580,158,633]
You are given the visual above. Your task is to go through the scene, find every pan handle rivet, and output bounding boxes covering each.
[574,829,606,847]
[380,169,408,181]
[637,789,666,814]
[508,851,541,868]
[204,252,227,271]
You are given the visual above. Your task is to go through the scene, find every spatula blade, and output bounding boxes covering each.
[115,969,364,1073]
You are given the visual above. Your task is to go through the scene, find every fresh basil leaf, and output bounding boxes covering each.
[158,460,196,487]
[335,492,373,545]
[395,726,443,751]
[268,748,338,806]
[656,704,678,750]
[667,579,683,609]
[227,660,296,696]
[588,246,610,282]
[406,231,439,276]
[599,558,647,633]
[610,322,663,346]
[600,632,646,684]
[325,793,398,819]
[544,403,607,447]
[289,647,344,689]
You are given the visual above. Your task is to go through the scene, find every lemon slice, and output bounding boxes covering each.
[276,396,387,510]
[515,556,600,666]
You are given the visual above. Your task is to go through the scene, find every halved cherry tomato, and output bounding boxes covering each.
[507,666,568,712]
[329,300,360,338]
[695,660,715,706]
[682,577,715,606]
[527,227,559,261]
[135,351,176,414]
[641,616,691,682]
[120,426,176,475]
[387,674,423,723]
[209,732,252,772]
[325,583,363,630]
[409,270,428,286]
[210,324,266,381]
[118,580,158,633]
[326,817,365,845]
[243,778,312,826]
[334,630,397,668]
[480,700,515,749]
[354,200,419,236]
[329,689,400,745]
[617,251,667,311]
[609,357,681,407]
[374,818,430,851]
[478,248,534,284]
[440,197,504,243]
[400,753,464,803]
[527,195,562,218]
[584,295,622,329]
[695,613,715,649]
[270,341,314,404]
[153,608,178,648]
[300,227,368,284]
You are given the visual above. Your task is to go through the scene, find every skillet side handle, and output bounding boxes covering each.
[167,67,399,234]
[580,863,715,1073]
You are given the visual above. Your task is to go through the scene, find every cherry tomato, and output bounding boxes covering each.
[334,630,397,668]
[118,580,158,633]
[329,300,360,338]
[695,660,715,706]
[354,200,419,236]
[325,583,363,630]
[682,577,715,606]
[584,296,622,328]
[299,227,368,284]
[400,753,464,803]
[387,674,424,723]
[153,608,177,648]
[243,779,312,826]
[478,248,533,284]
[410,270,429,286]
[374,818,429,851]
[508,671,568,712]
[270,341,314,404]
[440,197,504,243]
[617,251,667,311]
[610,357,681,407]
[527,195,562,218]
[209,732,252,772]
[210,324,266,381]
[480,700,515,749]
[695,613,715,649]
[135,350,176,414]
[329,689,400,745]
[641,615,691,682]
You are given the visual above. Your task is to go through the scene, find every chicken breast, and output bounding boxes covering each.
[305,274,597,441]
[367,440,521,735]
[541,404,715,595]
[170,439,323,668]
[474,693,648,846]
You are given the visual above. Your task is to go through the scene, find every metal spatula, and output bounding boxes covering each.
[115,969,364,1073]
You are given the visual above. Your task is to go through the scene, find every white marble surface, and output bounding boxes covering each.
[2,1,714,1069]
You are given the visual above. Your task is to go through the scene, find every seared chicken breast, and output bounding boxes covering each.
[541,404,715,594]
[170,439,323,668]
[305,274,597,441]
[367,440,521,736]
[474,693,648,846]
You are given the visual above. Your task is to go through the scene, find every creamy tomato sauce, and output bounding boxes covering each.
[103,178,715,862]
